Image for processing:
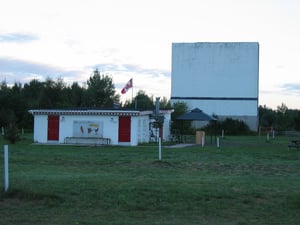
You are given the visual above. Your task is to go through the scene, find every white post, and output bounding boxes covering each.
[4,145,9,192]
[201,135,205,148]
[158,137,162,161]
[266,133,270,142]
[221,129,224,138]
[217,137,220,149]
[1,127,4,135]
[272,130,275,139]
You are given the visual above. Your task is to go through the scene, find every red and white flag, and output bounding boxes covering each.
[121,78,133,94]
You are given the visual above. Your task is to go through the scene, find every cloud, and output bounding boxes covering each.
[0,56,171,99]
[90,63,171,94]
[0,57,170,90]
[91,63,170,76]
[280,83,300,95]
[0,57,83,84]
[0,32,38,43]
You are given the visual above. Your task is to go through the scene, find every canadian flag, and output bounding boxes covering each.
[121,78,133,94]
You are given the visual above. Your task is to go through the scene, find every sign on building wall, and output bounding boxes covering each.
[73,121,103,137]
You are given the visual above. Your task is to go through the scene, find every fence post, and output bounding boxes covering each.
[4,145,9,192]
[158,137,162,161]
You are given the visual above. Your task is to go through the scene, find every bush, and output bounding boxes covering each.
[4,125,21,144]
[204,118,252,135]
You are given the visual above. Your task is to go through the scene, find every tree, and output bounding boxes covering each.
[38,77,70,108]
[160,96,171,108]
[23,79,44,108]
[259,105,275,127]
[171,101,190,134]
[134,90,154,109]
[4,124,21,144]
[123,90,154,109]
[295,112,300,131]
[0,109,16,128]
[83,69,120,107]
[277,103,288,114]
[69,82,84,107]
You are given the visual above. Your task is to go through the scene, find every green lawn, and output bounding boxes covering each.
[0,135,300,225]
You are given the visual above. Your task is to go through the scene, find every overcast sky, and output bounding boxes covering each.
[0,0,299,109]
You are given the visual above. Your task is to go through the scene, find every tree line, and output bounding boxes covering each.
[0,69,170,130]
[259,103,300,132]
[0,68,300,133]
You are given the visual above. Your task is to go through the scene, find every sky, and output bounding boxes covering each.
[0,0,299,109]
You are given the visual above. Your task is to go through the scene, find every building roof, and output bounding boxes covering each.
[29,108,173,116]
[176,108,217,121]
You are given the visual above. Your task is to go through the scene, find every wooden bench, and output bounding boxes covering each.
[65,137,111,145]
[288,140,300,150]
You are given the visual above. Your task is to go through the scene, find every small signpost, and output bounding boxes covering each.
[217,137,220,149]
[4,145,9,192]
[158,136,162,161]
[154,97,163,161]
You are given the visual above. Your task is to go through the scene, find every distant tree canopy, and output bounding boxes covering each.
[170,101,190,134]
[259,104,300,131]
[83,69,120,107]
[0,69,171,131]
[0,69,122,129]
[203,118,252,136]
[123,90,171,110]
[1,68,300,134]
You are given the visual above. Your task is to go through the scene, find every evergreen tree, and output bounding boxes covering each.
[83,69,120,107]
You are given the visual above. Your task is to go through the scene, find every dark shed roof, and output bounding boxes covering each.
[176,108,216,121]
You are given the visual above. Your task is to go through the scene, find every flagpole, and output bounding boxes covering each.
[132,78,133,104]
[132,78,136,109]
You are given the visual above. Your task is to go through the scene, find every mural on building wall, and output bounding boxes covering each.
[73,121,103,137]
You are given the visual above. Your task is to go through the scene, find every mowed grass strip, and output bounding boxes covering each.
[0,136,300,225]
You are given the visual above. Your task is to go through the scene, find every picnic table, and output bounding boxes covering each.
[288,140,300,150]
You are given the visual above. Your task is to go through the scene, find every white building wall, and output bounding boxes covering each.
[31,110,173,145]
[137,116,150,144]
[162,113,172,141]
[130,116,138,146]
[171,42,259,99]
[171,42,259,130]
[33,113,152,146]
[59,115,119,144]
[188,100,258,116]
[33,115,48,143]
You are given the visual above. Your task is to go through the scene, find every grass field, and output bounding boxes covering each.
[0,135,300,225]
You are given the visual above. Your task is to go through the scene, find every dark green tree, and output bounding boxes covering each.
[134,90,154,109]
[4,124,21,144]
[69,82,84,107]
[23,79,44,108]
[160,96,171,108]
[0,109,16,128]
[171,101,190,135]
[38,77,70,108]
[0,81,10,110]
[123,90,155,109]
[0,81,26,128]
[83,69,120,107]
[259,105,275,127]
[295,112,300,131]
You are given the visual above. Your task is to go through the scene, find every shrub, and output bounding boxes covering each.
[204,118,252,135]
[4,125,21,144]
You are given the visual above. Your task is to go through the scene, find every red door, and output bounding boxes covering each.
[118,116,131,142]
[48,115,59,141]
